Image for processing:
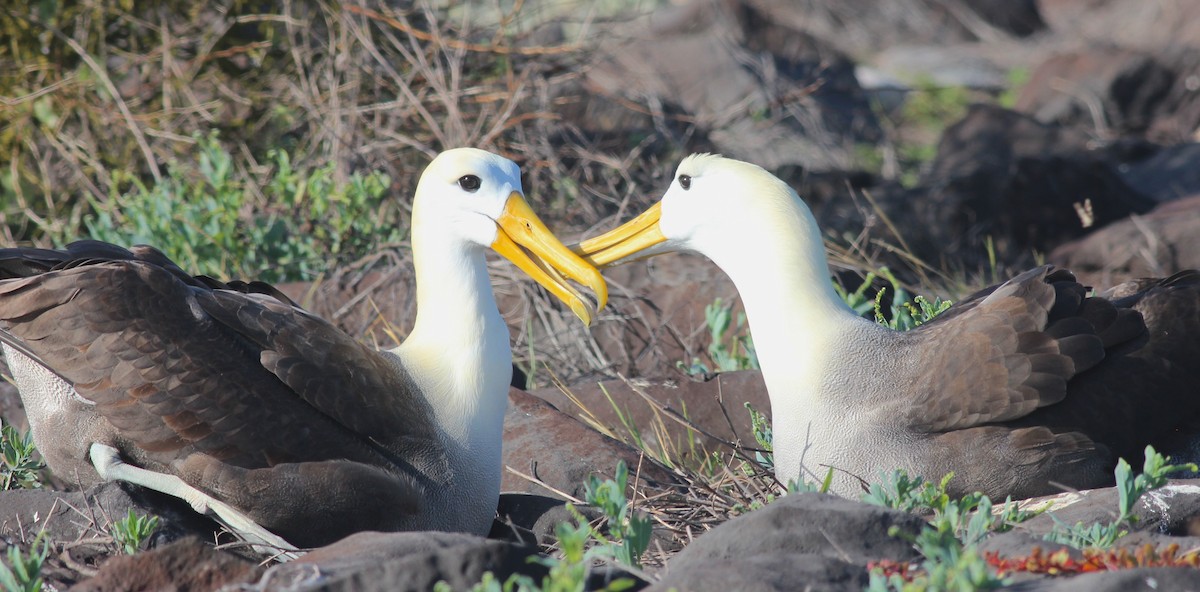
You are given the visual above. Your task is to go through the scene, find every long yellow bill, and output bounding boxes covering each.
[572,202,667,267]
[493,192,608,325]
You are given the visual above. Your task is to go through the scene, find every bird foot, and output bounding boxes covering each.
[88,443,301,560]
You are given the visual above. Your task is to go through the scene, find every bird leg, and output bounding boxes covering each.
[88,443,301,560]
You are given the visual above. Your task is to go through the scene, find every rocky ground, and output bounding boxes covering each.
[3,0,1200,590]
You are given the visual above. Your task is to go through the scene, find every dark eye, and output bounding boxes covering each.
[678,174,691,190]
[458,175,482,192]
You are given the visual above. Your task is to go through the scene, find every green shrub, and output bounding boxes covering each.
[835,268,951,331]
[678,297,758,376]
[0,421,44,491]
[0,533,49,592]
[1046,446,1197,548]
[864,471,1033,591]
[108,509,160,555]
[80,133,399,282]
[445,462,650,592]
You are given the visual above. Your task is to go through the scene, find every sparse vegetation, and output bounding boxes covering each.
[80,133,398,282]
[1045,446,1196,549]
[836,267,952,331]
[579,461,652,569]
[865,448,1199,589]
[2,1,1197,590]
[858,77,976,188]
[108,509,160,555]
[0,421,44,491]
[986,543,1200,576]
[677,297,759,376]
[443,461,650,592]
[865,472,1032,591]
[0,533,49,592]
[997,68,1031,109]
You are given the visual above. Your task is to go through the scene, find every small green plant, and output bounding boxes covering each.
[1045,446,1197,549]
[744,402,773,470]
[997,67,1031,109]
[864,471,1032,542]
[580,461,652,569]
[835,268,951,331]
[678,298,758,376]
[863,471,953,514]
[109,509,160,555]
[0,421,44,491]
[902,78,972,131]
[444,462,650,592]
[865,471,1033,590]
[0,533,49,592]
[869,541,1004,592]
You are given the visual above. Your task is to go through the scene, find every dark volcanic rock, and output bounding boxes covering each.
[1039,0,1200,54]
[749,0,1044,55]
[1014,45,1200,144]
[584,0,878,172]
[1118,143,1200,204]
[494,493,603,547]
[915,104,1156,266]
[651,493,924,592]
[70,537,261,592]
[264,531,545,592]
[501,388,676,498]
[1006,566,1200,591]
[1011,481,1200,541]
[1016,48,1177,135]
[0,482,218,547]
[1050,194,1200,289]
[649,553,866,592]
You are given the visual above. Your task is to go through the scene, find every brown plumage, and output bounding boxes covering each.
[0,149,607,550]
[894,267,1200,498]
[1,241,431,547]
[574,153,1200,499]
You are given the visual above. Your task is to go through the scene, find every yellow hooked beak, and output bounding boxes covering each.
[572,202,667,267]
[492,192,608,325]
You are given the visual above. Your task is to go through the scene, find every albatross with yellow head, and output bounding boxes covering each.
[576,153,1200,499]
[0,148,606,552]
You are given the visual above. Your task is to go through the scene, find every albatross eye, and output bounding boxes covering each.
[678,174,691,190]
[458,175,482,193]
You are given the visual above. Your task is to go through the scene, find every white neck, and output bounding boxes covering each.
[698,190,887,485]
[393,225,511,454]
[702,192,861,385]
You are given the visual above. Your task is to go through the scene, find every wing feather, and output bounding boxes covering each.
[0,243,433,476]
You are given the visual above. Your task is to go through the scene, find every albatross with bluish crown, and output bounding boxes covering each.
[574,153,1200,499]
[0,148,606,552]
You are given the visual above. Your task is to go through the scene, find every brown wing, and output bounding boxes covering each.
[0,242,435,473]
[1007,269,1200,465]
[900,266,1147,432]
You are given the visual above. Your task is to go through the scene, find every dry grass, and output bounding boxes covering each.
[540,375,786,567]
[1,0,696,386]
[1,0,680,250]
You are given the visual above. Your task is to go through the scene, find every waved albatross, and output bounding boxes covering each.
[0,148,606,551]
[574,153,1200,499]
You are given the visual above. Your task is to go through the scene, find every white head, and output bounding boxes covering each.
[576,154,823,277]
[411,148,606,323]
[413,148,525,250]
